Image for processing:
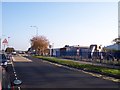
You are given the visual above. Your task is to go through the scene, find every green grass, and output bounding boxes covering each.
[33,56,120,76]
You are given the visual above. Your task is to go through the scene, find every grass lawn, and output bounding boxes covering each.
[33,56,120,77]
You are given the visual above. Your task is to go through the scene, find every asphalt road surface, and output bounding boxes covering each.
[8,55,120,89]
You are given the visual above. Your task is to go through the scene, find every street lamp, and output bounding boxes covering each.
[49,43,54,57]
[30,26,38,36]
[8,37,10,47]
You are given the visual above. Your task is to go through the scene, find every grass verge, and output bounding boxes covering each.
[33,56,120,78]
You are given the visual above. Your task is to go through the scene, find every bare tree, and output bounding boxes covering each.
[30,36,49,55]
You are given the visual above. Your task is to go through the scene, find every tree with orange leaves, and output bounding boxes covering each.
[30,36,49,55]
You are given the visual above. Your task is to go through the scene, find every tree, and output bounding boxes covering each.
[5,47,15,53]
[113,37,120,44]
[30,36,49,55]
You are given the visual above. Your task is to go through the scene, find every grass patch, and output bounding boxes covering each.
[33,56,120,77]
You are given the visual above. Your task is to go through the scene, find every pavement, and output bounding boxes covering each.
[0,66,2,90]
[7,55,120,89]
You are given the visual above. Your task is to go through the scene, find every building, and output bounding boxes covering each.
[52,48,60,57]
[105,44,120,50]
[52,45,90,59]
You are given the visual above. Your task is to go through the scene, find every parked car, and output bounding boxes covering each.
[0,54,8,71]
[0,54,22,90]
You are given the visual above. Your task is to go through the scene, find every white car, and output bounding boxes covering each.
[12,52,17,55]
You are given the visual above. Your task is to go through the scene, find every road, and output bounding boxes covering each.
[8,55,119,89]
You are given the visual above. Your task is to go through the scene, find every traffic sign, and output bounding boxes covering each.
[2,38,8,44]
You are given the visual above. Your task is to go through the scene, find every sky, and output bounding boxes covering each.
[1,0,119,51]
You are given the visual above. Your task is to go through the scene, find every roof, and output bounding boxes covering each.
[105,44,120,50]
[68,45,89,48]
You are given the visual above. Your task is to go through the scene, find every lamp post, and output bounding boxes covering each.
[49,43,54,57]
[30,26,39,55]
[49,44,52,57]
[8,37,10,47]
[30,26,38,36]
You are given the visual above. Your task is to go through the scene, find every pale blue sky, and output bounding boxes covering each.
[1,1,118,50]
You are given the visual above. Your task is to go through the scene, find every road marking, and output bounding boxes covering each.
[15,74,17,77]
[11,57,21,90]
[14,72,16,74]
[41,59,120,83]
[42,60,63,67]
[13,56,32,62]
[18,87,21,90]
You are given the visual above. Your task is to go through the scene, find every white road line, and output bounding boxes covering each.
[11,57,21,90]
[14,72,16,74]
[18,87,21,90]
[20,56,32,62]
[15,74,17,77]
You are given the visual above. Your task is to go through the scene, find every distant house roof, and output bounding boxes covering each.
[64,45,89,49]
[105,44,120,50]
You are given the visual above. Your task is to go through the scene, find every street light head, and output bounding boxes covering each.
[30,26,38,36]
[30,26,36,27]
